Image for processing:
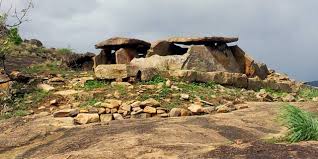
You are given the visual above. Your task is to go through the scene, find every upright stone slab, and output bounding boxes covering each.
[93,49,114,69]
[115,48,137,64]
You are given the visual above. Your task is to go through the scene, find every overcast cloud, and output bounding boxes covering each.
[6,0,318,81]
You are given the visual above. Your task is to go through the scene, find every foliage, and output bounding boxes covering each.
[80,98,99,108]
[83,80,108,90]
[56,48,72,55]
[299,88,318,99]
[280,104,318,142]
[144,75,166,85]
[7,28,22,45]
[0,89,49,120]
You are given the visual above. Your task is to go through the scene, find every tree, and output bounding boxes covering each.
[0,0,33,74]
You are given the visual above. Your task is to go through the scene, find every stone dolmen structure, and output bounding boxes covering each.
[94,36,303,93]
[93,37,150,67]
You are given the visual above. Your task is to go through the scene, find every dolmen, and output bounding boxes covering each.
[93,36,304,93]
[93,37,150,67]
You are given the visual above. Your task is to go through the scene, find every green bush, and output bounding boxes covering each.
[8,28,23,45]
[56,48,72,55]
[280,104,318,142]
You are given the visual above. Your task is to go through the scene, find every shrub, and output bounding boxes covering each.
[280,104,318,142]
[56,48,72,55]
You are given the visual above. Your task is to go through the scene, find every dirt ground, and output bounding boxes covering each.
[1,102,318,159]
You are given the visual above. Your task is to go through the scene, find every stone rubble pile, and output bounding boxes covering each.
[53,97,248,125]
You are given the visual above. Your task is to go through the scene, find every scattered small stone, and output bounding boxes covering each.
[132,107,142,112]
[54,90,82,96]
[106,108,111,114]
[180,94,190,100]
[74,113,100,125]
[114,91,121,99]
[313,97,318,102]
[120,103,131,112]
[53,109,79,117]
[143,106,157,114]
[113,113,124,120]
[37,84,55,92]
[100,114,113,122]
[235,104,249,110]
[131,109,143,115]
[140,98,160,107]
[171,85,181,91]
[202,106,215,114]
[50,99,58,106]
[94,102,102,107]
[156,109,166,114]
[166,80,172,87]
[38,106,46,110]
[130,101,140,108]
[157,82,164,89]
[256,91,274,102]
[282,94,296,102]
[102,99,122,109]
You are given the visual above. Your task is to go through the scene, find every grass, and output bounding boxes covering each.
[264,88,287,97]
[177,82,217,100]
[280,104,318,142]
[21,61,68,75]
[80,98,99,108]
[299,87,318,99]
[83,80,109,90]
[56,48,72,55]
[144,75,166,85]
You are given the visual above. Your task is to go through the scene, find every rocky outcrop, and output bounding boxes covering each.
[182,45,241,73]
[63,52,95,71]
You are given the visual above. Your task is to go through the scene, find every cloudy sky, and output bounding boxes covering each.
[5,0,318,81]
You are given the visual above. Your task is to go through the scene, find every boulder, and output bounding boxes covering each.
[100,114,113,122]
[180,108,192,116]
[113,113,124,120]
[115,48,138,64]
[95,64,128,80]
[169,108,182,117]
[182,45,241,73]
[167,36,239,45]
[188,104,204,113]
[53,109,79,117]
[180,94,190,100]
[146,40,187,57]
[230,45,269,79]
[111,82,132,88]
[282,94,296,102]
[95,37,151,50]
[74,113,100,125]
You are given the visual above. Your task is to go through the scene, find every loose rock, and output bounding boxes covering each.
[74,113,100,125]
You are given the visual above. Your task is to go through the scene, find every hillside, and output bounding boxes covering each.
[306,81,318,87]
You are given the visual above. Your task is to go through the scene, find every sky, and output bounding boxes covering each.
[3,0,318,81]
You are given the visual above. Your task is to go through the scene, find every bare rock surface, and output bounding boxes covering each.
[1,102,318,158]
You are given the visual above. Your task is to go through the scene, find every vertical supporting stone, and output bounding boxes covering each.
[115,48,137,64]
[93,48,112,69]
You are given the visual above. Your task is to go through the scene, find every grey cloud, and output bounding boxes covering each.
[13,0,318,81]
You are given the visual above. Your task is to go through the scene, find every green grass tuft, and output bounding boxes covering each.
[144,75,166,85]
[280,104,318,142]
[83,80,108,90]
[299,88,318,99]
